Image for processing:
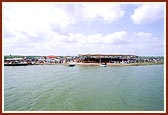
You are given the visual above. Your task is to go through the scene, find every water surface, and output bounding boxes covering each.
[4,64,164,111]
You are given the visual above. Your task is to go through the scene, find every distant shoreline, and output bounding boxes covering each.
[75,62,164,66]
[33,62,164,66]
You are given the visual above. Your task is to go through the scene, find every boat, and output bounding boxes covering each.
[4,62,29,66]
[4,63,29,66]
[68,63,75,67]
[100,63,107,67]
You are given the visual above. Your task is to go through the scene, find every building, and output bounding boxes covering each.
[78,54,138,63]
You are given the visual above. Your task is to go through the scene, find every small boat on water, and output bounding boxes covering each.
[4,62,29,66]
[100,63,107,67]
[4,63,29,66]
[68,63,75,67]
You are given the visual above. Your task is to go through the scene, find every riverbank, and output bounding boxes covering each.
[75,62,164,66]
[5,62,163,66]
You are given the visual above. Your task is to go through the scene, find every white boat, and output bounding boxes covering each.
[100,63,107,67]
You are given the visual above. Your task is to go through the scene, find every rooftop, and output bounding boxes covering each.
[78,54,137,57]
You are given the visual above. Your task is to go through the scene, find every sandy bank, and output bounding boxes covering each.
[33,62,163,66]
[75,62,164,66]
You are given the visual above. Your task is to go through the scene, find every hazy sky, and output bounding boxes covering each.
[3,3,165,56]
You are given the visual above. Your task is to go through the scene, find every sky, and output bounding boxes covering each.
[3,2,165,56]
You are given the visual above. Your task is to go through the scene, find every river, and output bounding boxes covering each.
[4,64,164,111]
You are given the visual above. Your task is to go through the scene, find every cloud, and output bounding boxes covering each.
[131,4,164,24]
[3,3,163,56]
[62,33,79,43]
[82,4,125,23]
[3,3,76,55]
[103,31,128,44]
[3,3,75,37]
[3,3,125,39]
[3,29,163,56]
[62,31,129,45]
[136,32,162,47]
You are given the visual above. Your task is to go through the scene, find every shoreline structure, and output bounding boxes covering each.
[4,54,164,66]
[75,62,164,66]
[34,62,164,66]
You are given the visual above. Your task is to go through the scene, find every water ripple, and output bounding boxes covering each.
[4,65,164,111]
